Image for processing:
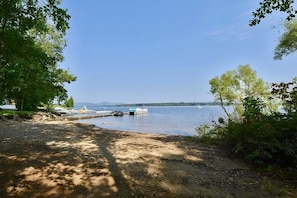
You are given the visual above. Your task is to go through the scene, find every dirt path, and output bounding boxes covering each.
[0,120,296,197]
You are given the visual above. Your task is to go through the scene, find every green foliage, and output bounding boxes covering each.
[64,96,74,108]
[216,95,297,168]
[203,77,297,170]
[271,79,297,113]
[252,4,297,61]
[209,65,270,119]
[225,112,297,168]
[196,118,227,145]
[0,110,34,119]
[274,20,297,60]
[250,0,297,26]
[0,0,76,111]
[196,124,212,138]
[242,96,266,121]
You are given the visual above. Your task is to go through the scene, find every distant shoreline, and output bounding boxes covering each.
[116,102,223,107]
[74,102,229,108]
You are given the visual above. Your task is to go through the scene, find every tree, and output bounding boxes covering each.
[209,65,270,119]
[0,0,69,33]
[274,20,297,59]
[271,78,297,113]
[64,96,74,108]
[250,0,297,26]
[27,24,76,109]
[0,0,75,110]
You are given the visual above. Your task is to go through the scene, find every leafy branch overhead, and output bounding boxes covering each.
[274,20,297,59]
[250,0,297,26]
[251,1,297,60]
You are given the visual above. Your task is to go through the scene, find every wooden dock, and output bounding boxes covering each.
[66,112,128,121]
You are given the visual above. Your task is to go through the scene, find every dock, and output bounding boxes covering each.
[66,112,128,121]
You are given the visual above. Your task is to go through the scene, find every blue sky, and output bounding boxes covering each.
[60,0,297,104]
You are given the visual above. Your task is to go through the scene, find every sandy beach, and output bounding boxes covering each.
[0,118,296,197]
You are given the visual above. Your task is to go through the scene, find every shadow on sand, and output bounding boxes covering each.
[0,121,285,197]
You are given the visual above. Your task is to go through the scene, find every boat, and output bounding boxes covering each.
[112,111,124,116]
[54,105,96,115]
[96,110,113,116]
[78,105,95,114]
[0,104,17,110]
[129,107,148,115]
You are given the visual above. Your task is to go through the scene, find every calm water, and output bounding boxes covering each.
[75,106,230,136]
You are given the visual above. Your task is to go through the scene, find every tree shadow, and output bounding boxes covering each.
[0,121,285,197]
[0,121,133,197]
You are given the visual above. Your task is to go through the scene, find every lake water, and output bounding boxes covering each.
[75,106,230,136]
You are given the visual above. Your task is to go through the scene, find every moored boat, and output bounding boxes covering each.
[96,110,113,115]
[54,105,97,116]
[112,111,124,116]
[0,104,17,110]
[129,108,148,115]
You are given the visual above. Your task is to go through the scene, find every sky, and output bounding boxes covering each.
[60,0,297,104]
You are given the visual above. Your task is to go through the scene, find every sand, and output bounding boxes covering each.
[0,118,296,197]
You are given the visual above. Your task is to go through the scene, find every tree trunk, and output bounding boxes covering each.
[219,93,229,118]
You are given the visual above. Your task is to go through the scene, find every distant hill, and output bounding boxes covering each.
[74,102,123,108]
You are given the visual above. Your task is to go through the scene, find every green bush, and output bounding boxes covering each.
[197,95,297,170]
[64,96,74,108]
[220,97,297,168]
[196,118,227,145]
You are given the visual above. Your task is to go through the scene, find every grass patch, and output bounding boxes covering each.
[0,110,36,119]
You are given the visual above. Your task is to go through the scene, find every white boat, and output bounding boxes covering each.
[54,105,96,115]
[78,105,96,114]
[53,107,72,115]
[0,104,17,110]
[129,107,148,115]
[96,110,113,116]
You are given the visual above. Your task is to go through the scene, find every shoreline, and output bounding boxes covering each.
[0,119,296,197]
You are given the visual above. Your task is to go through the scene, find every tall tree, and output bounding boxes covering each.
[250,0,297,26]
[0,0,75,110]
[209,65,270,118]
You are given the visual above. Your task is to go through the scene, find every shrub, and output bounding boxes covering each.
[219,97,297,168]
[196,118,228,145]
